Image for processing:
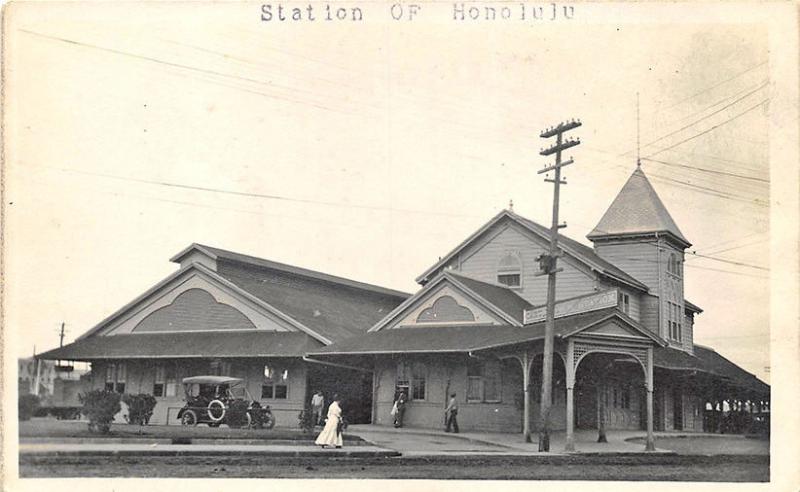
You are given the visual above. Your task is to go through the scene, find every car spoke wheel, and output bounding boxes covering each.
[207,400,226,422]
[181,410,198,427]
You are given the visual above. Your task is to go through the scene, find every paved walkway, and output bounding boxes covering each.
[19,424,765,458]
[347,425,678,455]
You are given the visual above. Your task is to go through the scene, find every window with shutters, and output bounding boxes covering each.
[496,252,522,288]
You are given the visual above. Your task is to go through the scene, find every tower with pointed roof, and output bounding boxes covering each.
[587,165,692,351]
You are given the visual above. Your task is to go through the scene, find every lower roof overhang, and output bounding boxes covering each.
[37,331,321,361]
[654,345,770,398]
[308,308,664,357]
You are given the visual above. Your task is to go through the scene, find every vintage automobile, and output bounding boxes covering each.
[177,375,275,429]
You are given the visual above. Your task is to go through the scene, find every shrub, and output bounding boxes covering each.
[122,393,157,425]
[226,400,250,428]
[18,394,40,421]
[79,390,121,434]
[298,406,315,434]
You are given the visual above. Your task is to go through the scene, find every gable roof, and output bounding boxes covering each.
[74,248,409,347]
[74,263,330,343]
[415,210,648,292]
[369,270,527,331]
[173,243,411,299]
[218,265,407,343]
[587,167,691,247]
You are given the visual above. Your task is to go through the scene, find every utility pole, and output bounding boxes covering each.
[536,118,581,452]
[59,322,66,347]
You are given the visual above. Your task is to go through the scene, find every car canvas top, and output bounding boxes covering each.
[182,375,244,385]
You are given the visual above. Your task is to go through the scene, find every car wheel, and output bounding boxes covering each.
[207,400,226,422]
[181,410,198,427]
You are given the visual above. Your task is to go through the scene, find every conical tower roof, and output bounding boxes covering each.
[587,166,690,247]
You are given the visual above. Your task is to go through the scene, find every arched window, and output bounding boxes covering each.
[497,252,522,287]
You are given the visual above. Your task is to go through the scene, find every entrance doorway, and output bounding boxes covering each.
[672,388,683,431]
[306,364,373,424]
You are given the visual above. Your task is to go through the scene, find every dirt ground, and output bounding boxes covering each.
[628,436,769,455]
[19,454,769,481]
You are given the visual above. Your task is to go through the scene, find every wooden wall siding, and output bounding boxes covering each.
[639,294,661,336]
[623,288,642,321]
[594,241,660,292]
[94,358,306,426]
[660,247,686,350]
[133,289,257,332]
[454,223,597,307]
[683,314,694,354]
[372,356,524,432]
[596,280,642,321]
[369,355,652,433]
[102,273,293,336]
[391,284,506,328]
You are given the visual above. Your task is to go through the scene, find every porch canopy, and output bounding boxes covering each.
[37,331,320,361]
[308,307,630,357]
[654,344,770,400]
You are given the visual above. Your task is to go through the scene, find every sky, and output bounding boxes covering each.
[3,3,777,383]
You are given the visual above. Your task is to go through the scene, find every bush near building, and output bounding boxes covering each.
[18,394,41,421]
[122,394,157,425]
[79,390,121,434]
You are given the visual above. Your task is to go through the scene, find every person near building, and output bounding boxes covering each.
[393,392,408,428]
[310,390,325,426]
[444,392,459,433]
[315,394,343,448]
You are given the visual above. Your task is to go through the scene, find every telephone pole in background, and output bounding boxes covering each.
[59,322,66,347]
[536,119,581,452]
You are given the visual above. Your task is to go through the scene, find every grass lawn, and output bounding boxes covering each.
[19,454,769,481]
[19,418,362,442]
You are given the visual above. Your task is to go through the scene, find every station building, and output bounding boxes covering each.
[40,166,769,443]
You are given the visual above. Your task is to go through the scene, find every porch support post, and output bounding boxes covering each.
[645,346,655,451]
[565,339,575,452]
[522,351,532,443]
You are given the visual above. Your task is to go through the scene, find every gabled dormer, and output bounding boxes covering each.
[587,165,692,351]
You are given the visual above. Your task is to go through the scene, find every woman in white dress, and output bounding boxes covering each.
[315,395,343,448]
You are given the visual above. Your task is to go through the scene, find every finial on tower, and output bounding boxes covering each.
[508,199,514,211]
[636,92,641,168]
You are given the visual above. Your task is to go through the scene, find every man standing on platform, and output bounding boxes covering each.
[310,390,325,426]
[444,392,459,433]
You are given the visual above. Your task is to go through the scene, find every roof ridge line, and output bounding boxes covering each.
[176,243,411,299]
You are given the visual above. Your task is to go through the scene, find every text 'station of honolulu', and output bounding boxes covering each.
[260,3,576,23]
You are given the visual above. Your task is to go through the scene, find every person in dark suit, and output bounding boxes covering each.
[444,392,459,433]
